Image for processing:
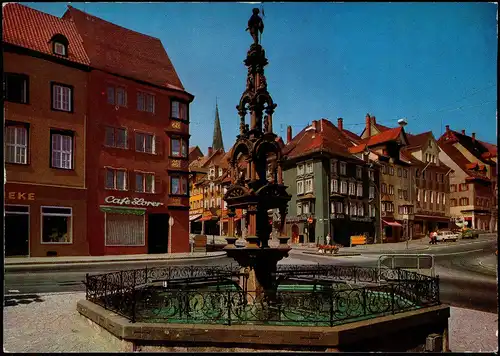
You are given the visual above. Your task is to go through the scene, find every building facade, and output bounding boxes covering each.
[63,6,194,255]
[4,3,90,257]
[283,119,379,246]
[438,126,497,231]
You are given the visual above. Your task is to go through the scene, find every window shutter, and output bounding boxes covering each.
[155,176,163,194]
[155,136,163,156]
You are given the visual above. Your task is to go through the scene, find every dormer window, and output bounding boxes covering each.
[50,34,69,57]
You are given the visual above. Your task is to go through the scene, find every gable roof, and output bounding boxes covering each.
[62,5,185,91]
[349,126,407,154]
[406,131,433,150]
[284,119,359,160]
[2,3,90,65]
[341,128,362,143]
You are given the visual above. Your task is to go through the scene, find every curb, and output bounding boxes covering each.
[303,252,362,257]
[5,252,227,273]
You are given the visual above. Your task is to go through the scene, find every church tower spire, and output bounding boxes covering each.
[212,97,224,152]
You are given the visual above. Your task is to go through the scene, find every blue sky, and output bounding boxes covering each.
[24,2,497,151]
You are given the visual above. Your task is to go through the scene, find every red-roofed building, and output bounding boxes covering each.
[3,3,90,257]
[282,119,380,247]
[189,146,204,163]
[438,126,497,231]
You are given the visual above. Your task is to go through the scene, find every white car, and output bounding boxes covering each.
[435,231,459,242]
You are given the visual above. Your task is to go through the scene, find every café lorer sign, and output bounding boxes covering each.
[105,196,164,207]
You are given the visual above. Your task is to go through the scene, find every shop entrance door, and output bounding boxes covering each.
[5,205,30,257]
[148,213,169,254]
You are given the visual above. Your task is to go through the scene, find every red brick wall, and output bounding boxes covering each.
[86,70,192,255]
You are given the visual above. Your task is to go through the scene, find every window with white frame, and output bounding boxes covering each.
[344,202,349,215]
[209,168,215,179]
[336,201,343,214]
[340,181,348,194]
[437,192,440,204]
[442,193,446,205]
[297,180,304,194]
[331,201,336,213]
[302,202,310,214]
[135,132,155,154]
[417,189,420,202]
[356,166,362,179]
[171,137,187,157]
[430,191,434,203]
[204,200,208,209]
[105,212,145,246]
[170,175,188,195]
[210,199,215,208]
[52,84,72,112]
[219,168,223,177]
[424,190,427,202]
[331,159,337,174]
[356,183,363,197]
[217,197,221,208]
[340,162,347,175]
[51,132,73,169]
[350,203,356,216]
[357,203,364,216]
[135,172,155,193]
[369,186,375,199]
[223,200,227,210]
[105,127,127,149]
[370,205,376,217]
[105,168,127,190]
[53,42,67,56]
[306,162,314,174]
[137,91,155,113]
[305,178,313,193]
[349,182,355,196]
[297,164,305,176]
[331,179,338,193]
[171,100,188,120]
[381,202,386,212]
[41,207,72,243]
[5,125,28,164]
[297,202,302,215]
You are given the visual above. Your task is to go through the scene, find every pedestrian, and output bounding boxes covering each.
[326,233,331,246]
[431,230,437,244]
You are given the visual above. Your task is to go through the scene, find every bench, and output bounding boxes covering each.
[350,235,367,247]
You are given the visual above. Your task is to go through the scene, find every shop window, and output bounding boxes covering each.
[50,131,73,169]
[305,178,313,193]
[105,213,145,246]
[171,100,188,120]
[4,73,29,104]
[5,124,28,164]
[171,137,188,157]
[51,83,72,112]
[135,132,155,154]
[105,168,127,190]
[135,172,155,193]
[107,86,127,107]
[170,175,188,195]
[41,207,72,244]
[137,91,155,113]
[105,127,127,148]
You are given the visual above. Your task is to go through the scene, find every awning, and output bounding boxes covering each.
[189,214,202,221]
[100,206,146,216]
[199,216,218,222]
[382,220,402,227]
[414,215,450,222]
[220,216,243,223]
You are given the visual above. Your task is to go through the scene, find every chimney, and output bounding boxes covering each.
[472,132,476,142]
[311,120,318,131]
[461,129,466,135]
[337,118,343,131]
[445,125,450,133]
[371,115,376,124]
[208,146,213,156]
[365,113,371,137]
[287,126,292,143]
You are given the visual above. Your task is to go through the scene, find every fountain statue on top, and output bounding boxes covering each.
[223,8,292,304]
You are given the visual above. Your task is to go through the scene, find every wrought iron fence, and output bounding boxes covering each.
[84,264,440,325]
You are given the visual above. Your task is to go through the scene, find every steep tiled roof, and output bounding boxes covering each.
[2,3,90,65]
[341,129,362,143]
[406,131,432,150]
[349,127,406,154]
[63,6,184,90]
[283,119,357,160]
[438,138,490,180]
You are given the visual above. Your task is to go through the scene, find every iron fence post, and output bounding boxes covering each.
[391,283,395,314]
[362,288,367,317]
[329,293,334,327]
[104,274,108,309]
[227,290,232,326]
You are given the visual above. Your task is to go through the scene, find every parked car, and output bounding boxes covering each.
[435,230,459,242]
[461,229,479,239]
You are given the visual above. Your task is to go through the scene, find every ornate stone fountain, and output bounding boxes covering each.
[223,7,292,299]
